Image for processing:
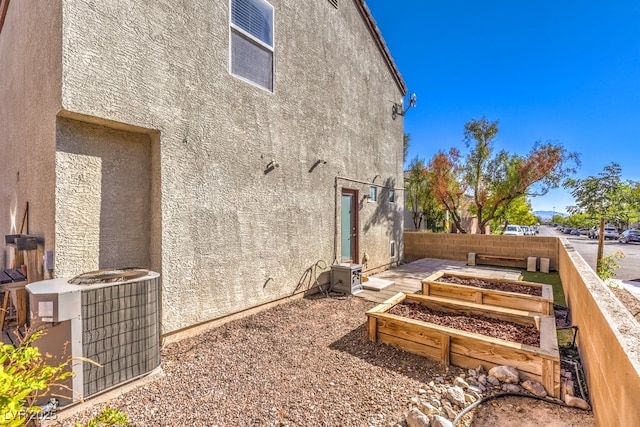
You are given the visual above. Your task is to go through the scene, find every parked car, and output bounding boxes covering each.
[578,228,590,235]
[570,228,581,236]
[588,225,619,239]
[503,225,524,236]
[619,229,640,244]
[521,226,531,235]
[601,226,620,240]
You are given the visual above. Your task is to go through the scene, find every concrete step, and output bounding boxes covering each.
[362,277,395,291]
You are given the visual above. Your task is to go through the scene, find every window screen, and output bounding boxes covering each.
[230,0,274,91]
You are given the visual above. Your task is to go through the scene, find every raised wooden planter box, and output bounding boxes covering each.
[366,292,560,398]
[422,270,554,315]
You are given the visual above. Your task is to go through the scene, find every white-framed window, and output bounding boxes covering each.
[230,0,274,91]
[369,186,378,202]
[390,240,396,258]
[389,189,396,203]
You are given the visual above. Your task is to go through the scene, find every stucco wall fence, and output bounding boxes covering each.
[404,231,559,271]
[558,238,640,426]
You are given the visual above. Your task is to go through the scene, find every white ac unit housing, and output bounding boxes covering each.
[26,270,161,405]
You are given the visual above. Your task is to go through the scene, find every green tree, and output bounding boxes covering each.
[491,196,537,232]
[430,117,579,233]
[564,163,626,272]
[428,148,468,233]
[405,157,443,230]
[404,157,427,229]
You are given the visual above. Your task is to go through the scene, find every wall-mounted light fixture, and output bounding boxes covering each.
[308,159,327,173]
[392,93,417,120]
[267,159,280,169]
[264,158,280,175]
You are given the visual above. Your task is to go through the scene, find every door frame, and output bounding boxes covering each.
[341,188,359,263]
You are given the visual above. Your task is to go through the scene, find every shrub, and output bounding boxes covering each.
[1,331,129,426]
[0,331,72,426]
[597,250,625,283]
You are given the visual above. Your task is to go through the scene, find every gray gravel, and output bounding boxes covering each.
[52,294,468,426]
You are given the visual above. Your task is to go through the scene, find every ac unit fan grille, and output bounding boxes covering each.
[81,276,160,397]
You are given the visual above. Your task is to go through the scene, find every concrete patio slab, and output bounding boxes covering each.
[357,257,522,303]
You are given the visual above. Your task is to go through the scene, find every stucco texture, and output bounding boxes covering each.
[0,0,61,267]
[56,0,404,332]
[55,117,154,277]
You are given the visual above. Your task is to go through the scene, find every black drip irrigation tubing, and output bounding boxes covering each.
[452,392,573,426]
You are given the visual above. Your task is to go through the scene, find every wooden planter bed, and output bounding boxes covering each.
[421,270,554,315]
[366,292,560,398]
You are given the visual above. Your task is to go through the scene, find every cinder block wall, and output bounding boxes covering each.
[558,238,640,426]
[404,232,559,271]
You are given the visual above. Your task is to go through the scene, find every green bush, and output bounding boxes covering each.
[597,250,625,283]
[77,407,129,427]
[1,331,129,426]
[0,331,72,426]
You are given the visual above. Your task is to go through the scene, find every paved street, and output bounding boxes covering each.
[538,225,640,298]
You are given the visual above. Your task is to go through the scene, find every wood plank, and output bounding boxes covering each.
[441,333,451,366]
[371,310,557,358]
[367,317,377,342]
[422,280,431,296]
[0,291,9,331]
[541,358,561,398]
[424,277,553,315]
[377,332,442,362]
[391,283,421,292]
[425,282,479,302]
[404,294,537,326]
[481,293,547,314]
[365,292,406,314]
[449,334,544,377]
[376,317,444,348]
[15,289,27,327]
[540,316,559,352]
[423,271,445,282]
[477,255,526,262]
[25,249,42,283]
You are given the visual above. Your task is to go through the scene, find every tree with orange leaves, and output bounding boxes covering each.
[429,116,580,234]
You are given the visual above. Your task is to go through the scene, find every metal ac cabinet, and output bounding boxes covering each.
[330,263,363,294]
[26,271,160,405]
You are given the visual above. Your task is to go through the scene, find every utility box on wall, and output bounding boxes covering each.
[330,263,363,294]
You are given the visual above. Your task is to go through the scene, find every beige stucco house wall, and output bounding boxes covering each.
[1,0,406,333]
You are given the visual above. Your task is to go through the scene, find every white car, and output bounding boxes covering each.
[503,225,524,236]
[601,226,619,240]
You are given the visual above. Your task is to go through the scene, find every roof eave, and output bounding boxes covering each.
[354,0,408,96]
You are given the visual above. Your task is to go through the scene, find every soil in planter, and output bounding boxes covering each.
[389,301,540,347]
[437,275,543,297]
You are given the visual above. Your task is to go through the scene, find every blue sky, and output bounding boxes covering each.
[366,0,640,214]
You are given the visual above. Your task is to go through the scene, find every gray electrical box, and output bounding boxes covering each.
[330,263,363,294]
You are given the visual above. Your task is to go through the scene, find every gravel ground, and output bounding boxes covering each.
[52,294,469,426]
[610,286,640,322]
